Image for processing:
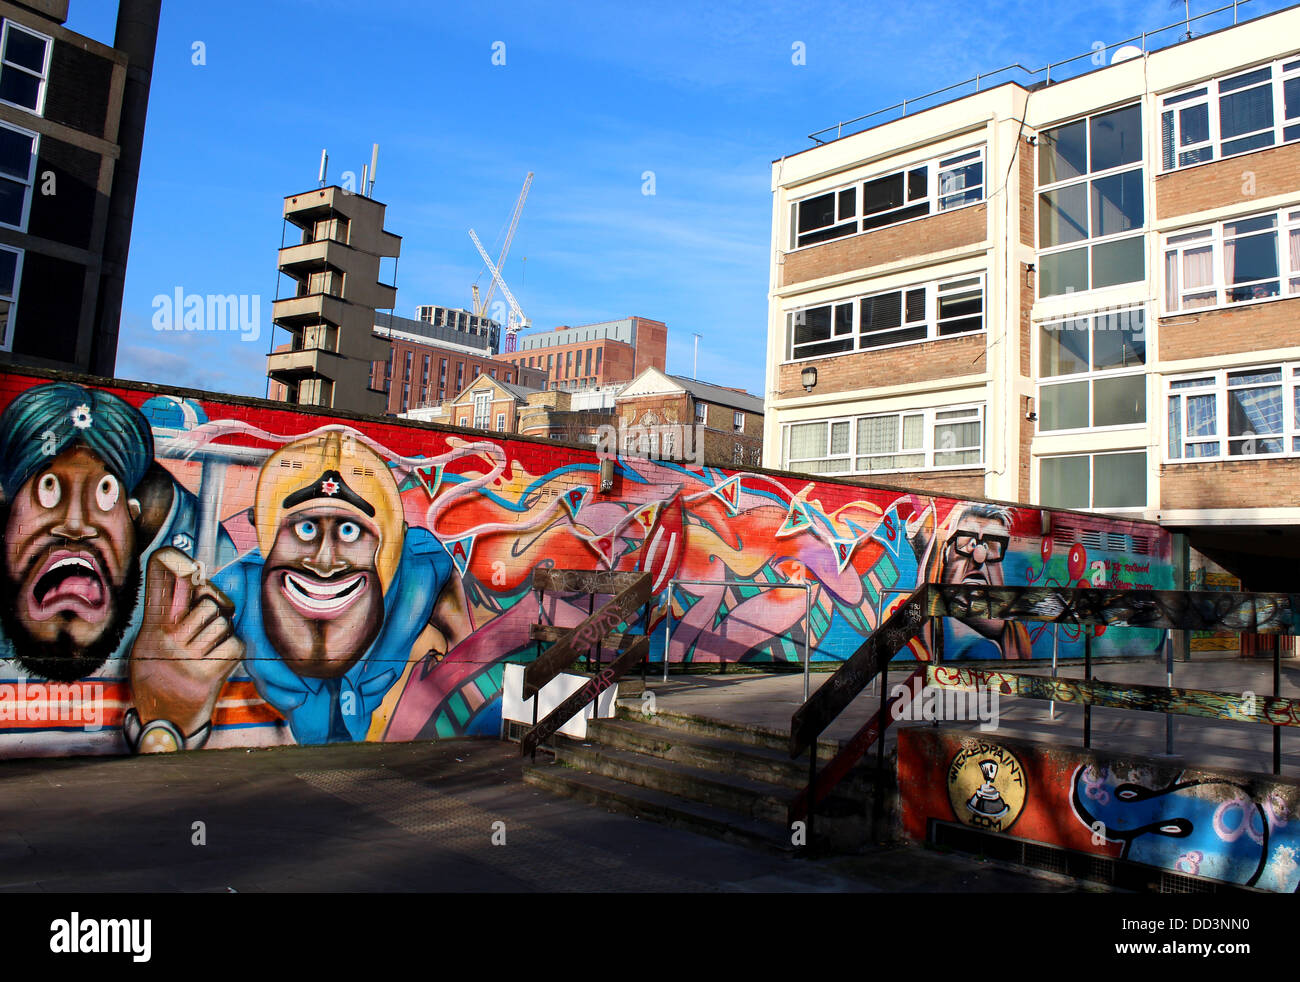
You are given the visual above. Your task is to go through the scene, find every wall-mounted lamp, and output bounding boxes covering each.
[801,365,817,392]
[1024,394,1038,422]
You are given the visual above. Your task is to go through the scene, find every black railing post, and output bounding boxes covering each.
[806,740,817,850]
[1083,629,1092,749]
[641,599,651,682]
[1275,639,1282,775]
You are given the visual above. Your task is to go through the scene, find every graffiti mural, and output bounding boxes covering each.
[898,727,1300,892]
[0,368,1173,758]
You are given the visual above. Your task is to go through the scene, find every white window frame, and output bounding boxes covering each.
[733,411,744,433]
[0,21,51,117]
[496,412,506,432]
[784,272,985,363]
[788,145,985,250]
[1036,103,1146,299]
[1165,362,1300,462]
[472,390,491,429]
[781,403,985,476]
[0,119,37,232]
[695,401,707,424]
[1038,450,1148,512]
[1035,306,1147,436]
[1159,57,1300,173]
[1162,207,1300,313]
[0,243,23,351]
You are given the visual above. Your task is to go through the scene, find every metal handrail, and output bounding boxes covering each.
[662,577,814,701]
[807,0,1256,144]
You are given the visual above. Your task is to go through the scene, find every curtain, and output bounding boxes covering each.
[787,422,826,461]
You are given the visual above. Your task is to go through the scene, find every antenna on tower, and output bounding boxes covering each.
[368,143,379,196]
[361,164,369,199]
[318,149,328,187]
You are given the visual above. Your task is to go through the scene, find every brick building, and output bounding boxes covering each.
[496,316,667,391]
[0,0,160,377]
[618,367,764,467]
[765,6,1300,589]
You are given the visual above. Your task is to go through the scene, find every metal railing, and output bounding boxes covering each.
[662,578,814,700]
[807,0,1258,144]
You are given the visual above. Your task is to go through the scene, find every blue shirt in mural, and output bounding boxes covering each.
[213,527,453,745]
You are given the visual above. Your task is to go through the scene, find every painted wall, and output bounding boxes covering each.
[899,727,1300,892]
[0,368,1173,758]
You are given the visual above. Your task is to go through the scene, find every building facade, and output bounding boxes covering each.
[765,6,1300,589]
[0,0,159,377]
[266,186,400,416]
[497,315,667,391]
[413,304,501,355]
[619,367,764,467]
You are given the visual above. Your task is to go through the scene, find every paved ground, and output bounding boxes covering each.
[0,737,1097,893]
[650,656,1300,776]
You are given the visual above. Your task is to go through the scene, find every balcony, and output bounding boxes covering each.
[266,347,340,381]
[272,294,348,329]
[277,239,351,278]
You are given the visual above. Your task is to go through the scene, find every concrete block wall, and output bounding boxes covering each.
[0,365,1173,760]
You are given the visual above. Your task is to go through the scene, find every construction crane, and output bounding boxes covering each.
[469,228,529,352]
[471,172,533,322]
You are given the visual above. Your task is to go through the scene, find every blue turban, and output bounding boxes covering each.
[0,382,155,499]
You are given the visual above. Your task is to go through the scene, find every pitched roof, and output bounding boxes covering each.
[664,374,764,415]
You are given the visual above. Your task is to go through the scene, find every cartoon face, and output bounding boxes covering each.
[261,503,385,679]
[3,446,138,658]
[942,513,1010,587]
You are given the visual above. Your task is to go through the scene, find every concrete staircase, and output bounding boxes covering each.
[522,701,895,853]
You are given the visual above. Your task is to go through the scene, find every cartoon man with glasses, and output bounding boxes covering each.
[923,503,1031,660]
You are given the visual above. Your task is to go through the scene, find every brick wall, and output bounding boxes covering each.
[1157,297,1300,361]
[780,205,986,287]
[778,333,987,396]
[1161,457,1300,510]
[1155,142,1300,220]
[1019,142,1034,247]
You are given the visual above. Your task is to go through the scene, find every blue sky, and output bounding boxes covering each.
[65,0,1294,400]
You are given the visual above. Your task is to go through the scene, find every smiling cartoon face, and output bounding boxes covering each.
[3,446,138,657]
[261,503,385,679]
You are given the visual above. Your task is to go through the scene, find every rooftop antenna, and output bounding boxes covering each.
[361,164,369,199]
[318,148,328,187]
[693,332,702,380]
[1177,0,1192,40]
[367,143,379,196]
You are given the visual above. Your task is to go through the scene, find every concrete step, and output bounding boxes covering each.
[614,702,843,759]
[587,717,861,792]
[521,759,795,854]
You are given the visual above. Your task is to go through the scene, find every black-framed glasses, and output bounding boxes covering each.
[951,530,1008,563]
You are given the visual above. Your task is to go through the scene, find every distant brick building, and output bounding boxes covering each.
[496,316,667,391]
[617,367,764,467]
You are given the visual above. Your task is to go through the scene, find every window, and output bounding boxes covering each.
[1160,58,1300,171]
[1166,363,1300,460]
[789,146,985,248]
[1037,104,1144,297]
[1040,451,1146,510]
[782,405,984,475]
[0,121,35,230]
[307,269,343,297]
[473,391,491,429]
[0,21,50,115]
[312,217,348,243]
[496,412,507,432]
[733,411,744,433]
[1163,208,1300,312]
[785,274,984,360]
[695,402,707,424]
[1038,307,1146,432]
[0,244,21,351]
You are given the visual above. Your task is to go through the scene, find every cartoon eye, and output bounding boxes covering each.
[95,474,120,512]
[338,521,361,543]
[293,520,318,542]
[37,473,60,508]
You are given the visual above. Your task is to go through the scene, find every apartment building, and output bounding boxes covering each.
[0,0,160,377]
[765,5,1300,590]
[497,315,667,391]
[413,303,501,355]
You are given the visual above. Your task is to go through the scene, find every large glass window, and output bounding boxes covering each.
[786,274,984,360]
[0,21,49,115]
[790,146,985,248]
[1161,58,1300,170]
[0,244,21,351]
[0,121,35,230]
[1040,451,1146,510]
[783,405,984,475]
[1163,208,1300,312]
[1038,308,1146,432]
[1037,105,1144,297]
[1166,363,1300,460]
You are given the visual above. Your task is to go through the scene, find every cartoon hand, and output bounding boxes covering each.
[129,547,242,741]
